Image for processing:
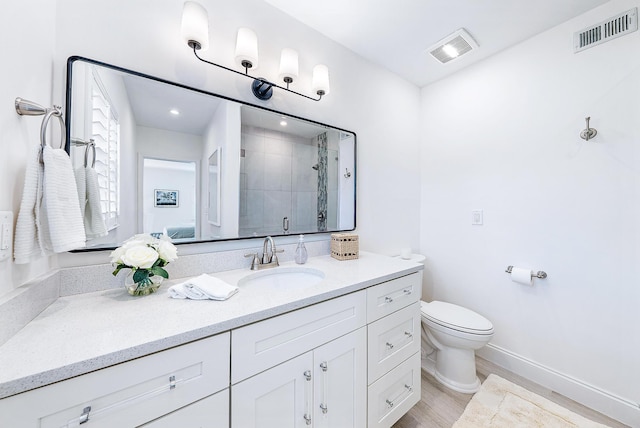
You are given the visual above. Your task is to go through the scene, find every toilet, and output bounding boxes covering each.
[420,300,494,393]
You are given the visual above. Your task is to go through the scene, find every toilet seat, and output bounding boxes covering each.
[421,301,494,335]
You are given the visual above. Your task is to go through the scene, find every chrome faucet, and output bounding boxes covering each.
[245,236,284,270]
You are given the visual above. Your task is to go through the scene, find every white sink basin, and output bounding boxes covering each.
[238,266,325,291]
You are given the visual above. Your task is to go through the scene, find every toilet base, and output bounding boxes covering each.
[433,346,481,394]
[434,370,481,394]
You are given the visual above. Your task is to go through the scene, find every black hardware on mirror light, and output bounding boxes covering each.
[190,44,323,102]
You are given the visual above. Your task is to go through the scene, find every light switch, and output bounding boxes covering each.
[0,211,13,261]
[471,209,483,225]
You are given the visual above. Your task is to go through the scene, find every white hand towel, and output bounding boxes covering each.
[41,146,86,253]
[84,167,108,238]
[14,146,44,264]
[168,274,239,300]
[74,166,87,220]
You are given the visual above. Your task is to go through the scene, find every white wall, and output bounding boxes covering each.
[0,1,57,298]
[143,161,197,234]
[419,0,640,422]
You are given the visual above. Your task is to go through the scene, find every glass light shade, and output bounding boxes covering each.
[181,1,209,51]
[235,27,259,69]
[312,64,330,96]
[279,48,299,83]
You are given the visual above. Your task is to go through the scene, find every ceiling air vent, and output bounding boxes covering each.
[574,7,637,53]
[428,28,478,64]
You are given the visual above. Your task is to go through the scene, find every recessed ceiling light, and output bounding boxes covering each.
[170,108,180,115]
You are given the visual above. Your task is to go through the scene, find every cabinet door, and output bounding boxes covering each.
[232,353,313,428]
[313,328,367,428]
[139,390,229,427]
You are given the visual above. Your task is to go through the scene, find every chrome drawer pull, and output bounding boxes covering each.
[169,375,176,390]
[386,342,394,350]
[79,406,91,425]
[385,384,414,409]
[403,289,412,295]
[385,296,393,303]
[404,331,413,339]
[320,403,328,414]
[304,414,312,425]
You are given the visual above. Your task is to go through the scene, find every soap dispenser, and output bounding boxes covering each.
[295,234,308,264]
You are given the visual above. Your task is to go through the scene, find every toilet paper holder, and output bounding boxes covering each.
[505,266,547,279]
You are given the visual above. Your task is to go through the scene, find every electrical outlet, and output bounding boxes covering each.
[0,211,13,261]
[471,209,483,225]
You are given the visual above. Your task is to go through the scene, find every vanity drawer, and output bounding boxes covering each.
[367,302,421,383]
[367,352,421,428]
[231,290,366,384]
[0,333,230,428]
[366,272,422,323]
[140,390,229,427]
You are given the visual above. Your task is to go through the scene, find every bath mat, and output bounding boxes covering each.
[453,374,611,428]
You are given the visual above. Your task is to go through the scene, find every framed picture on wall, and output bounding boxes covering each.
[154,189,179,207]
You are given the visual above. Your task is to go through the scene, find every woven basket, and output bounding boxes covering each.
[330,233,359,260]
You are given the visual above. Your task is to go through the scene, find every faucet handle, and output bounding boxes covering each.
[244,252,260,270]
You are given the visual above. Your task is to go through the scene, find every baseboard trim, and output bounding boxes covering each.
[477,344,639,427]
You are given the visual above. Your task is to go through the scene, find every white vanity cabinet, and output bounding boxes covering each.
[232,328,367,428]
[0,333,230,428]
[231,291,367,427]
[366,272,423,428]
[0,257,425,428]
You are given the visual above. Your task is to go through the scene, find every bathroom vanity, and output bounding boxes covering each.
[0,252,422,427]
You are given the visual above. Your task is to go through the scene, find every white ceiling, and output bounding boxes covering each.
[263,0,610,87]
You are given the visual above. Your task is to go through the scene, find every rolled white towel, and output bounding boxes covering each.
[168,274,239,300]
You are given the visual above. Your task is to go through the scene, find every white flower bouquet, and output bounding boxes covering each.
[110,234,178,296]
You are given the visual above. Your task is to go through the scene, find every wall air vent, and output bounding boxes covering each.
[427,28,478,64]
[574,7,637,53]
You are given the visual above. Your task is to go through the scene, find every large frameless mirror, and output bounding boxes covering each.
[65,56,356,250]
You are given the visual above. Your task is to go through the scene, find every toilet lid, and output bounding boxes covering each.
[421,301,494,334]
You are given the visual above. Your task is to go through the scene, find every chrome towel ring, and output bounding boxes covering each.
[15,97,66,162]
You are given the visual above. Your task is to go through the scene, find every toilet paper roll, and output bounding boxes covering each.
[511,267,533,286]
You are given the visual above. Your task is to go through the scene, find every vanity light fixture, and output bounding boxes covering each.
[180,1,330,101]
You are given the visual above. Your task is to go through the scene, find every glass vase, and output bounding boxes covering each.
[124,270,164,296]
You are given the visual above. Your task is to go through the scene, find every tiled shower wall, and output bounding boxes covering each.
[239,125,318,236]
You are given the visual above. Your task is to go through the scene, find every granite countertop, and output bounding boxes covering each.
[0,252,422,399]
